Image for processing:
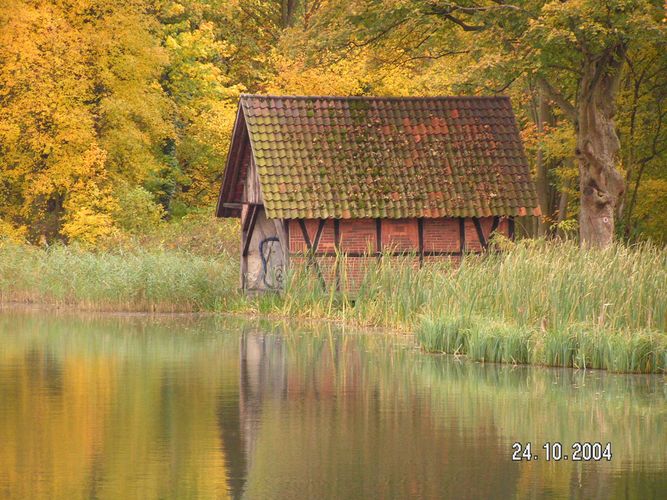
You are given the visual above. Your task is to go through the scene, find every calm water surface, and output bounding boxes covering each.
[0,309,664,499]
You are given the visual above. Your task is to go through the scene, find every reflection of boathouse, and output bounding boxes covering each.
[218,330,289,499]
[216,95,540,291]
[218,329,520,499]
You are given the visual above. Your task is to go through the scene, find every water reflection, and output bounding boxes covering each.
[0,310,664,499]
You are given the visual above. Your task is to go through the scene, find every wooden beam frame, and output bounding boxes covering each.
[508,217,516,240]
[490,216,500,235]
[417,218,424,267]
[242,205,259,257]
[472,216,502,250]
[375,218,382,260]
[472,217,488,250]
[223,202,244,209]
[297,219,326,288]
[216,107,248,217]
[286,216,511,289]
[297,219,312,249]
[312,219,326,251]
[300,250,467,258]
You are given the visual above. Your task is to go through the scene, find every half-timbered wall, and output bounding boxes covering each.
[287,216,513,291]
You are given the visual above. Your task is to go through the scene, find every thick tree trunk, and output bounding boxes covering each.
[576,46,626,248]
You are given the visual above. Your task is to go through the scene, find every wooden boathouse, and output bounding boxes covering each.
[216,94,541,291]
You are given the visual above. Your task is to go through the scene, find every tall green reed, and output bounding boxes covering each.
[0,242,238,312]
[276,239,666,372]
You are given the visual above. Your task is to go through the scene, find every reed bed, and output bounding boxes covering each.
[0,238,664,372]
[0,242,238,312]
[416,316,665,373]
[268,239,667,373]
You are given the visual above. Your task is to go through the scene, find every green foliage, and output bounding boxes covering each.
[103,211,240,257]
[114,186,166,234]
[632,179,667,243]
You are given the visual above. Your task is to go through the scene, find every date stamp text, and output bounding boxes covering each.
[511,442,612,462]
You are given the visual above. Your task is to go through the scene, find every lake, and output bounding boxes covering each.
[0,309,664,499]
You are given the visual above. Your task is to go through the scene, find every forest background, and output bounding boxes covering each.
[0,0,665,247]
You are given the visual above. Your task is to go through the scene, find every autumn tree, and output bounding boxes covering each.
[0,0,116,243]
[616,40,667,243]
[2,0,664,245]
[159,1,243,211]
[294,0,665,247]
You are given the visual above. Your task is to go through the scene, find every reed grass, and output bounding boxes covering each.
[0,241,238,312]
[271,239,667,373]
[416,315,665,373]
[0,237,665,372]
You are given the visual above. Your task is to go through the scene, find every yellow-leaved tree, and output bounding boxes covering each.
[0,0,175,244]
[0,0,115,243]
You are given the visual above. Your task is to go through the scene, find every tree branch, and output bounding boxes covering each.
[347,18,410,49]
[536,76,577,122]
[424,3,486,31]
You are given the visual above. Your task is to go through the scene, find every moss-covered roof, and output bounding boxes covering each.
[218,94,540,219]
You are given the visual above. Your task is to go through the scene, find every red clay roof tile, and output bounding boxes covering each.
[218,94,540,219]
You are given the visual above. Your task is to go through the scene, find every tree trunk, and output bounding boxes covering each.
[535,89,550,237]
[576,45,626,248]
[281,0,298,28]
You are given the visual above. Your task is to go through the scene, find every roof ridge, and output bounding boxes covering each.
[239,93,509,101]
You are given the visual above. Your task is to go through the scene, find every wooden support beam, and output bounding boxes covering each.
[223,202,244,209]
[333,219,341,249]
[226,201,262,210]
[472,217,488,250]
[297,219,326,288]
[417,218,424,267]
[459,218,466,254]
[490,216,500,235]
[487,216,500,250]
[223,130,247,212]
[376,218,382,258]
[242,205,259,257]
[304,250,464,258]
[508,217,516,240]
[216,110,247,217]
[297,219,312,249]
[333,219,341,291]
[312,219,326,252]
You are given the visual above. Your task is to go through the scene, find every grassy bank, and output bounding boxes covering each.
[0,238,665,372]
[0,242,238,312]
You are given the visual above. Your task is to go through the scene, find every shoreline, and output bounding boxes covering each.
[0,240,664,374]
[0,300,411,336]
[0,301,663,376]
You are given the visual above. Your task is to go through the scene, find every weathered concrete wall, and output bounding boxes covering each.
[243,208,285,291]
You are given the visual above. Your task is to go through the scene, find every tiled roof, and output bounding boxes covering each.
[222,94,540,219]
